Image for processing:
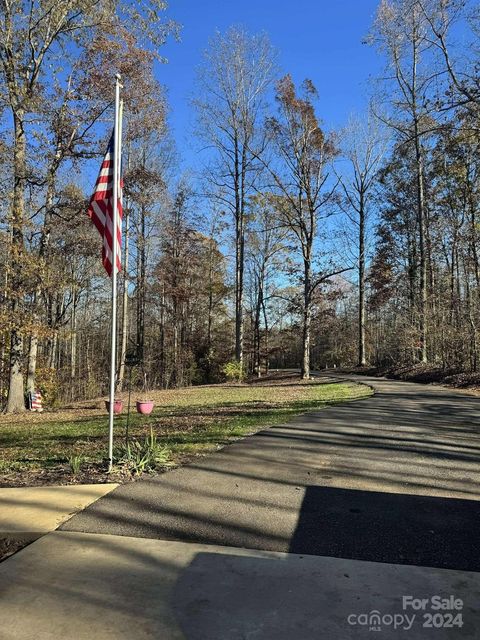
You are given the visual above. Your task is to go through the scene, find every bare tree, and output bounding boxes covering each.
[194,26,276,372]
[337,108,387,366]
[246,194,287,376]
[371,0,438,363]
[265,76,344,378]
[417,0,480,112]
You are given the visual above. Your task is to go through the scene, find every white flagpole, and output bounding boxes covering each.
[108,73,123,472]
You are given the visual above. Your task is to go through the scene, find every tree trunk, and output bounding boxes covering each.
[48,334,57,370]
[26,336,38,395]
[410,22,428,364]
[6,110,27,412]
[301,257,312,379]
[7,328,25,412]
[254,277,262,377]
[206,259,214,382]
[235,230,244,369]
[358,191,367,367]
[0,331,6,403]
[172,298,179,387]
[415,132,428,363]
[26,143,62,397]
[469,196,480,294]
[234,132,245,371]
[261,294,269,374]
[159,284,166,388]
[136,204,146,366]
[70,286,77,398]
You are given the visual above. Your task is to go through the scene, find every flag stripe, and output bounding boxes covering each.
[86,131,122,277]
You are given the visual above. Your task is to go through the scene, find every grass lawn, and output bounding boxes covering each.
[0,374,372,486]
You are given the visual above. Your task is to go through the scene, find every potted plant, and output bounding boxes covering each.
[136,398,154,415]
[105,399,123,414]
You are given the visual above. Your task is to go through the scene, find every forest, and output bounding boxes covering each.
[1,0,479,413]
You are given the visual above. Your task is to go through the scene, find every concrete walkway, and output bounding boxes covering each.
[0,530,478,639]
[1,375,480,638]
[0,484,118,563]
[0,484,118,537]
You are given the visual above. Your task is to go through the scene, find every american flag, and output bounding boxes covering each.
[87,131,123,276]
[30,390,43,412]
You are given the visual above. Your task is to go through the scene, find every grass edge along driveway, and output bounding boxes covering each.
[0,376,372,485]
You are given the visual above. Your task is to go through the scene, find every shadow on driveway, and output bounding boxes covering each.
[290,485,480,571]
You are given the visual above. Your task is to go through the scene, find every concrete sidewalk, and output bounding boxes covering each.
[0,484,118,562]
[0,530,478,639]
[0,484,118,537]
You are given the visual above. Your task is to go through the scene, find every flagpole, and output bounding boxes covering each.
[108,73,122,472]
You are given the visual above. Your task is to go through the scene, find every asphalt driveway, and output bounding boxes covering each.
[61,374,480,571]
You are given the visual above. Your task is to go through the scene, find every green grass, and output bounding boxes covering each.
[0,377,372,482]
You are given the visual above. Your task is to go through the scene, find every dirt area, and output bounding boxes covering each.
[0,537,35,564]
[0,463,128,489]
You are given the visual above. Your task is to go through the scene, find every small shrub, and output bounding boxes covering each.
[114,428,170,476]
[69,455,84,475]
[222,360,244,383]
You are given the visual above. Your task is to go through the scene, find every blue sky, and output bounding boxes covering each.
[158,0,384,167]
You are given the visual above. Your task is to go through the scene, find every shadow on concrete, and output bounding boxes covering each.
[290,485,480,571]
[4,530,479,640]
[172,551,340,640]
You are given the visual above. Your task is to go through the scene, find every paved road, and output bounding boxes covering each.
[62,374,480,571]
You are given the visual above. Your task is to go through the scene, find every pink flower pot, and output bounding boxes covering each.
[105,399,123,414]
[136,400,154,415]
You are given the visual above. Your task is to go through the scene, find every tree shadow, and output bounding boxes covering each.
[289,485,480,571]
